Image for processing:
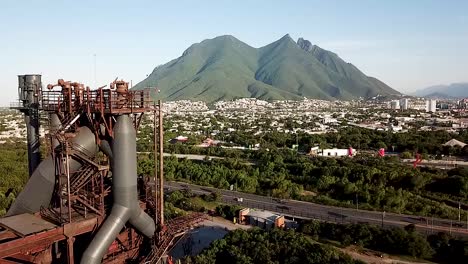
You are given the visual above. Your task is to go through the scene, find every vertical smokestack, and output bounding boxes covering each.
[158,100,164,226]
[81,115,155,264]
[16,74,42,176]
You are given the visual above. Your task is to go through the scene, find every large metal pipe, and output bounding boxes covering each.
[18,75,42,176]
[49,113,61,149]
[98,139,113,160]
[6,126,98,216]
[24,114,40,176]
[80,115,155,264]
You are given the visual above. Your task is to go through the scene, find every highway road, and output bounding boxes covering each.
[164,181,468,238]
[138,152,223,161]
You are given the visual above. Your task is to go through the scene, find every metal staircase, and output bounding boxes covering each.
[143,213,207,263]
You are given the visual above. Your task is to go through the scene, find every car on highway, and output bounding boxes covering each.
[273,198,287,204]
[235,197,243,202]
[277,205,290,210]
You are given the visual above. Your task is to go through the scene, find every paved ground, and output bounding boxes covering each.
[170,217,250,259]
[138,152,224,161]
[165,181,468,238]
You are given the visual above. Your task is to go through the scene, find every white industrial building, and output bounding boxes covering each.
[309,147,357,157]
[238,208,297,230]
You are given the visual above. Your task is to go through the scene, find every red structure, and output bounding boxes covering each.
[413,153,422,168]
[378,148,385,157]
[0,78,205,263]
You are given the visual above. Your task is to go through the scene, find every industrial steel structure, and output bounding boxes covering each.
[0,76,205,263]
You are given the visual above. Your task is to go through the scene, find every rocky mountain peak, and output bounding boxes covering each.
[297,37,313,52]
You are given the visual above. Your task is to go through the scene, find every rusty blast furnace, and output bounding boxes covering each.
[0,76,205,264]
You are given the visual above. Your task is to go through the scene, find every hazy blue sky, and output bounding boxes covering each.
[1,0,467,105]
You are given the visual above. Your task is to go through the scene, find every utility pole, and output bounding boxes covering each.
[153,101,158,227]
[450,220,452,235]
[431,216,434,234]
[356,193,359,211]
[458,201,461,222]
[381,211,385,228]
[158,100,164,227]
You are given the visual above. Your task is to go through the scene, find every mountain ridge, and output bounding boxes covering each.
[134,34,399,102]
[413,83,468,98]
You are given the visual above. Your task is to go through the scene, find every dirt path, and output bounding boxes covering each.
[339,246,431,264]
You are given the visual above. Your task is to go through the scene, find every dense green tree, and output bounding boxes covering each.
[300,221,444,260]
[0,141,29,216]
[186,228,362,264]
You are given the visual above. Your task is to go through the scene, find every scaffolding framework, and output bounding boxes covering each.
[1,78,206,264]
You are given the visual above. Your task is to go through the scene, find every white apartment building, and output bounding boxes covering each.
[425,99,437,113]
[400,98,409,110]
[390,100,400,110]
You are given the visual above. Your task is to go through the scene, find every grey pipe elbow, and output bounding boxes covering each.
[129,207,156,238]
[80,206,131,264]
[81,115,155,264]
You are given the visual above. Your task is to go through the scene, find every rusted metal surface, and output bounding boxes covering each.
[0,217,99,259]
[8,253,36,263]
[1,77,196,263]
[42,80,153,115]
[0,214,57,237]
[101,228,144,263]
[67,237,75,264]
[0,231,17,241]
[0,259,21,264]
[143,213,207,264]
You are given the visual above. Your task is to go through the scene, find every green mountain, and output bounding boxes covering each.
[133,34,399,102]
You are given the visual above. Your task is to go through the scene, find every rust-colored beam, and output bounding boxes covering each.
[1,233,64,259]
[74,195,102,216]
[9,253,35,263]
[67,237,74,264]
[0,258,20,264]
[0,217,98,258]
[0,231,17,242]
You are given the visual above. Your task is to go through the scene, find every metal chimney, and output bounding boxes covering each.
[14,74,42,176]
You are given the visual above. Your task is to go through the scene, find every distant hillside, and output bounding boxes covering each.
[424,92,457,100]
[414,83,468,98]
[133,34,399,102]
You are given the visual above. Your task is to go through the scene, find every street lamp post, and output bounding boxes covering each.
[381,211,385,228]
[355,193,359,211]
